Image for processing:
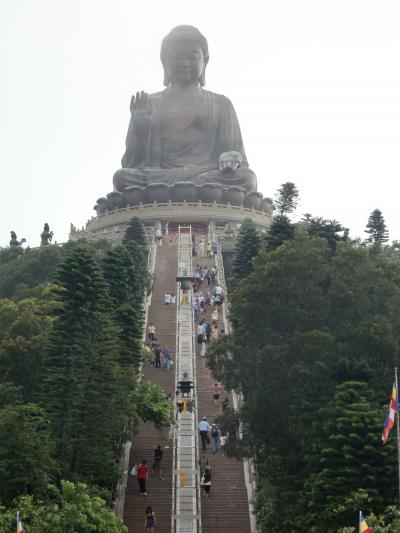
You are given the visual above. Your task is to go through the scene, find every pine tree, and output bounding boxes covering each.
[365,209,389,244]
[301,381,396,530]
[41,245,124,488]
[123,216,148,249]
[101,245,143,366]
[274,181,299,217]
[231,218,260,287]
[262,215,295,252]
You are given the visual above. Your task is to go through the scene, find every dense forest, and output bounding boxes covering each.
[0,218,172,532]
[209,187,400,532]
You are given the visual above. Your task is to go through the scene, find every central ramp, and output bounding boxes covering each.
[173,226,202,533]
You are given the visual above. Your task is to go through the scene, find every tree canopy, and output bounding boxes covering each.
[209,235,400,532]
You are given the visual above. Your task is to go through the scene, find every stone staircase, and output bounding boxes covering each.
[194,252,252,533]
[123,241,177,533]
[123,235,252,533]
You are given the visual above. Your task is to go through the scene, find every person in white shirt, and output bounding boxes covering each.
[214,285,222,296]
[164,293,171,305]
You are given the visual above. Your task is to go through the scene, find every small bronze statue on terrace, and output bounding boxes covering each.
[40,223,54,246]
[10,231,26,247]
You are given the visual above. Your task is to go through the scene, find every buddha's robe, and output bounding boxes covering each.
[113,89,257,192]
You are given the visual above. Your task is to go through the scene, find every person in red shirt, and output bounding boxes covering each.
[136,459,149,496]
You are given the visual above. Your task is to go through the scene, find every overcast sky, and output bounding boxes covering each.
[1,0,399,247]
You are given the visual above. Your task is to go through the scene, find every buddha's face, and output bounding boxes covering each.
[165,43,205,86]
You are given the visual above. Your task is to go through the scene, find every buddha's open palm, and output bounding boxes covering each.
[130,91,152,136]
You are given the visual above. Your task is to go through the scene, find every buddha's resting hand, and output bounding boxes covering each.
[219,151,243,173]
[130,91,153,137]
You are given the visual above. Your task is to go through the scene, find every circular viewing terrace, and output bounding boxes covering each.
[70,201,272,243]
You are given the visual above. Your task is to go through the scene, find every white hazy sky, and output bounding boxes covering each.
[1,0,399,247]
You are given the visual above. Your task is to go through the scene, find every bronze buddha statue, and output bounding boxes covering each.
[113,25,257,195]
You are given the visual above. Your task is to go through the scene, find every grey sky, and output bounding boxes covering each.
[1,0,399,247]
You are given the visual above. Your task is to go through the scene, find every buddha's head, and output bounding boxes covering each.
[161,25,209,87]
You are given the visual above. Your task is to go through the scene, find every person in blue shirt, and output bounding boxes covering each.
[198,416,210,450]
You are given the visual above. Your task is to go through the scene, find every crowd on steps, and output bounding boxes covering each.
[126,228,251,533]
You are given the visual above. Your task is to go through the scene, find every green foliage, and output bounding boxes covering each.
[208,235,400,532]
[0,296,52,402]
[0,245,66,300]
[101,245,143,366]
[262,215,295,252]
[300,382,396,531]
[134,380,174,429]
[365,209,389,245]
[0,235,171,525]
[302,215,349,250]
[41,245,126,489]
[0,480,127,533]
[0,403,56,503]
[122,216,148,250]
[231,218,260,286]
[274,181,299,217]
[338,505,400,532]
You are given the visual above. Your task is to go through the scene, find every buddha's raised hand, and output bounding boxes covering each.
[219,151,243,173]
[130,91,152,136]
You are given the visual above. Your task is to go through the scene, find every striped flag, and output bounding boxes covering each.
[382,379,398,444]
[16,511,26,533]
[359,511,373,533]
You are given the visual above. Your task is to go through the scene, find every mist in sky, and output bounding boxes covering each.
[1,0,399,247]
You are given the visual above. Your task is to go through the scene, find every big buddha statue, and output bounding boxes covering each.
[112,25,258,199]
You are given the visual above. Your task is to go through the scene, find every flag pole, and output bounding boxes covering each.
[396,366,400,509]
[358,510,361,533]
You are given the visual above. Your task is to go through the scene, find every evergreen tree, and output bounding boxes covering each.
[41,245,125,489]
[301,382,396,532]
[274,181,299,217]
[231,218,260,286]
[365,209,389,244]
[262,215,295,252]
[101,245,143,367]
[122,216,148,250]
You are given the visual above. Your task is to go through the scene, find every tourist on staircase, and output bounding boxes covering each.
[162,345,172,370]
[201,466,212,499]
[136,459,149,496]
[145,506,156,533]
[152,445,164,481]
[148,322,156,341]
[212,382,222,407]
[199,416,210,450]
[210,422,220,454]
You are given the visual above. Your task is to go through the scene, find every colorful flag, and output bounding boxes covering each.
[16,511,25,533]
[359,511,373,533]
[382,380,398,444]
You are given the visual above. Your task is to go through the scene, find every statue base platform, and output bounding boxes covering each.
[70,201,272,251]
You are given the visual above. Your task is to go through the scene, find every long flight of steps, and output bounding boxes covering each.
[194,247,252,533]
[123,232,252,533]
[123,240,178,533]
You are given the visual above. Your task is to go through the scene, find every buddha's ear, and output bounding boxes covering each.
[163,66,170,87]
[199,59,208,87]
